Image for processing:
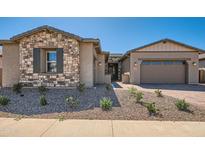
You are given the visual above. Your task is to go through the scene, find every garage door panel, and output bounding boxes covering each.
[141,62,186,84]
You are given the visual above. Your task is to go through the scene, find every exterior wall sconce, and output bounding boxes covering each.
[98,62,102,66]
[134,62,137,67]
[192,62,197,66]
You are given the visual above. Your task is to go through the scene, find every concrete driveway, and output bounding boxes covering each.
[0,118,205,137]
[116,82,205,108]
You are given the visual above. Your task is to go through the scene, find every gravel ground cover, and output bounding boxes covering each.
[0,85,205,121]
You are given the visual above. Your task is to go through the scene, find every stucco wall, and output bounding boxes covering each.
[199,59,205,68]
[121,57,130,74]
[19,30,80,87]
[95,53,105,84]
[79,42,94,87]
[130,51,199,84]
[0,56,2,68]
[2,44,20,87]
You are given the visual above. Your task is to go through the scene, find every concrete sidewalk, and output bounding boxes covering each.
[0,118,205,137]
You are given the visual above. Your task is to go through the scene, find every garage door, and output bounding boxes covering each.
[141,60,186,84]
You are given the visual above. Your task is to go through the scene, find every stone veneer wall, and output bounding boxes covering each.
[19,30,80,87]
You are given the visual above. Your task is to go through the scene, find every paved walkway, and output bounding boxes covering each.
[116,82,205,108]
[0,118,205,137]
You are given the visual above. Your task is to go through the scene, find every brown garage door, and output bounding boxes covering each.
[141,60,186,84]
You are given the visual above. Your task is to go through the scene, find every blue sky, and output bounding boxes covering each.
[0,17,205,53]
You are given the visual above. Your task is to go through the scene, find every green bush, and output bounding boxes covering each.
[105,84,112,91]
[155,89,163,97]
[0,96,10,106]
[78,83,85,92]
[38,85,48,95]
[65,96,80,108]
[175,99,189,111]
[145,102,159,115]
[40,95,47,106]
[128,87,137,96]
[134,91,144,103]
[13,83,22,94]
[100,97,112,111]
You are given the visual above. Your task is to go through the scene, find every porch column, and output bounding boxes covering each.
[186,60,199,84]
[130,58,142,84]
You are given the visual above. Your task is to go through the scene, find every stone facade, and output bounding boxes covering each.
[19,30,80,87]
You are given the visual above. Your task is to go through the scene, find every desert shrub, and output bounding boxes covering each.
[13,83,22,94]
[175,99,189,111]
[128,87,137,96]
[100,97,112,111]
[155,89,163,97]
[40,95,47,106]
[65,96,80,108]
[145,102,159,115]
[0,96,10,106]
[134,91,144,103]
[105,84,112,91]
[38,85,48,95]
[78,83,85,92]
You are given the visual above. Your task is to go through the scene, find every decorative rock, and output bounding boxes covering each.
[19,31,80,87]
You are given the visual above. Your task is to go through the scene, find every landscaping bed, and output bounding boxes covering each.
[0,85,205,121]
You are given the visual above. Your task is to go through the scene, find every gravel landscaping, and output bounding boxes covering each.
[0,85,205,121]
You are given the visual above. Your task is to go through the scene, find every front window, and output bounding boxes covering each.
[47,51,57,73]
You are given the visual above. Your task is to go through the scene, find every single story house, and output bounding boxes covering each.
[0,26,204,87]
[0,25,111,87]
[199,53,205,83]
[121,39,204,84]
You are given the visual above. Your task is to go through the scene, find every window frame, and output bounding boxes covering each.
[46,50,57,73]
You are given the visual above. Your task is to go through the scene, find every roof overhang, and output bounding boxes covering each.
[10,25,82,41]
[0,40,16,45]
[0,25,105,54]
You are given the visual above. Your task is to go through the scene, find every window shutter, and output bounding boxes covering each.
[56,48,64,73]
[33,48,41,73]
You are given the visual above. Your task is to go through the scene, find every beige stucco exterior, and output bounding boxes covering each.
[79,42,94,87]
[122,56,130,74]
[0,26,111,87]
[0,56,2,68]
[123,41,200,84]
[2,43,20,87]
[199,59,205,68]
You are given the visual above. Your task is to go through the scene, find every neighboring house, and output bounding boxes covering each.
[0,25,111,87]
[120,39,203,84]
[199,53,205,83]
